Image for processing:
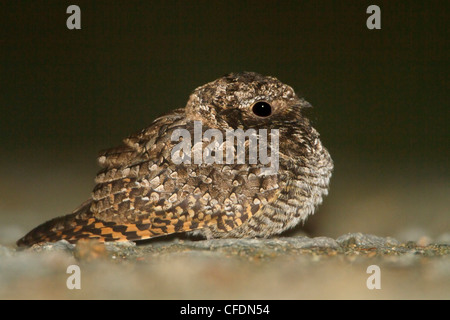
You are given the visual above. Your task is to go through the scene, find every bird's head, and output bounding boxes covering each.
[185,72,312,131]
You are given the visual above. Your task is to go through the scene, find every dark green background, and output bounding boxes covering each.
[0,1,448,240]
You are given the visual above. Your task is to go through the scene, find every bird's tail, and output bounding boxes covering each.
[17,212,82,247]
[17,200,93,247]
[16,200,151,247]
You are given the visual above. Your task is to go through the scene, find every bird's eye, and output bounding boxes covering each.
[252,101,272,117]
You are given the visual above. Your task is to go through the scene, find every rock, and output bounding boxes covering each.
[27,240,75,253]
[0,245,15,258]
[336,232,400,248]
[1,233,448,299]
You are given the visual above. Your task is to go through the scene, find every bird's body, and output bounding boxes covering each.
[17,72,333,246]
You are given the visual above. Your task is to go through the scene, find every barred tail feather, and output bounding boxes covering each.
[17,212,83,247]
[16,217,158,247]
[16,202,163,247]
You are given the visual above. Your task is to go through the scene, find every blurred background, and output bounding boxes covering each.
[0,1,448,245]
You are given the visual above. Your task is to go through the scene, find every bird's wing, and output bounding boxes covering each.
[17,109,282,245]
[89,109,282,241]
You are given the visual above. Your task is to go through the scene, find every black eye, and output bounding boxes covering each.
[252,101,272,117]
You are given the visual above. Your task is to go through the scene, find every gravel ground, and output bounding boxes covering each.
[0,233,449,299]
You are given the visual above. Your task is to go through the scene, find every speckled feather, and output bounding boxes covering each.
[17,72,333,246]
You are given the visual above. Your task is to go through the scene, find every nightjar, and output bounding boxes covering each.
[17,72,333,246]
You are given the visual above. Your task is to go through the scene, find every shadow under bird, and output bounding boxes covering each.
[17,72,333,247]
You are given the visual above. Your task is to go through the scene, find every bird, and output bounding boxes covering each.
[17,72,333,247]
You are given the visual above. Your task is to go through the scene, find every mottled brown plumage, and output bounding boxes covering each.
[17,72,333,246]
